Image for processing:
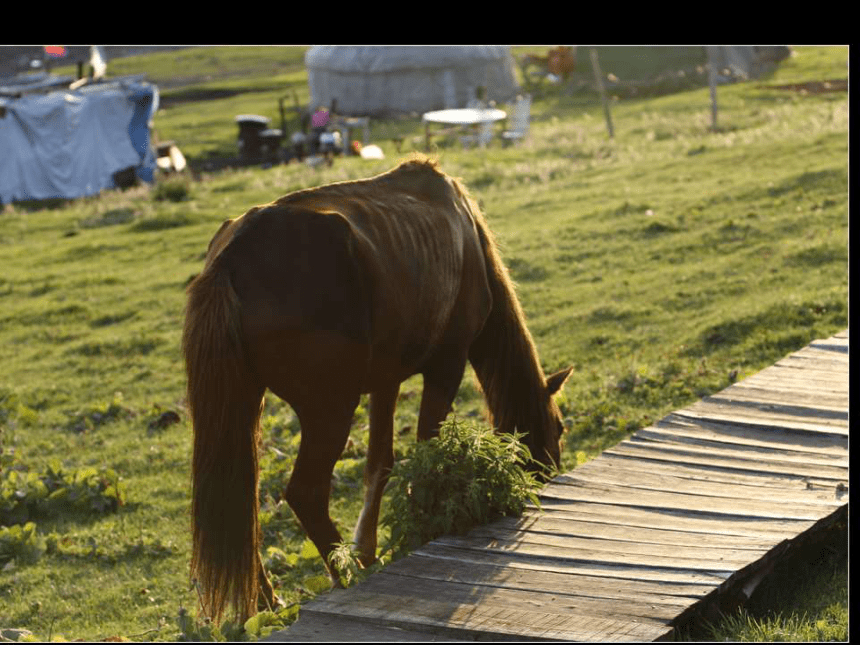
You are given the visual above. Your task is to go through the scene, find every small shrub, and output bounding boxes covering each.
[326,541,366,588]
[1,458,126,526]
[0,522,46,566]
[381,417,544,557]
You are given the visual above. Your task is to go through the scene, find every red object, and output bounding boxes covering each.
[44,46,67,58]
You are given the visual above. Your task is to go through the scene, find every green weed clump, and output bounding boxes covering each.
[1,459,126,529]
[382,417,545,557]
[0,522,46,566]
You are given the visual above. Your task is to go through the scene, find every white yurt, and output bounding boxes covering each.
[305,45,520,117]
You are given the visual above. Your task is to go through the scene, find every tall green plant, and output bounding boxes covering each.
[381,417,546,557]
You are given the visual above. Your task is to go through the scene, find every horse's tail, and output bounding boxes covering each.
[183,262,264,622]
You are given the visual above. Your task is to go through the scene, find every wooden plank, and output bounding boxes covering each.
[305,575,676,641]
[267,611,469,642]
[740,365,848,386]
[655,413,847,455]
[677,400,848,435]
[415,542,729,586]
[301,590,673,642]
[732,374,848,398]
[491,511,784,552]
[540,477,837,521]
[433,529,765,572]
[565,459,845,507]
[378,561,694,618]
[768,360,849,380]
[744,362,848,383]
[630,426,848,469]
[777,349,849,367]
[605,438,849,482]
[699,394,848,423]
[385,553,710,603]
[580,449,846,495]
[517,502,816,541]
[808,337,849,353]
[706,384,848,413]
[597,449,843,491]
[792,342,850,356]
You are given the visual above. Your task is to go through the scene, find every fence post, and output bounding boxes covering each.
[589,48,614,139]
[706,46,720,130]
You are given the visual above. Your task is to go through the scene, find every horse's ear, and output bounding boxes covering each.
[546,366,573,396]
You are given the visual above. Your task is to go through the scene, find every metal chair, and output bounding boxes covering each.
[501,94,531,145]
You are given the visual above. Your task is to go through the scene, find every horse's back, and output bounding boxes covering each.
[207,160,491,391]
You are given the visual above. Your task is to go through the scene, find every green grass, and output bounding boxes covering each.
[0,45,848,641]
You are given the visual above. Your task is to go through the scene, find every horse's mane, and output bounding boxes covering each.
[447,174,559,464]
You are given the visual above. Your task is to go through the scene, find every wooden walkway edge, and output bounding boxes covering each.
[267,330,848,642]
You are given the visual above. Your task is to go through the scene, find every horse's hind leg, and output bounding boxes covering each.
[285,394,359,583]
[353,382,399,566]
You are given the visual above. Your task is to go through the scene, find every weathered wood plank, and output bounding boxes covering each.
[541,477,835,521]
[433,529,765,572]
[597,451,840,492]
[737,364,848,387]
[677,400,848,435]
[739,365,848,387]
[704,385,847,413]
[372,565,691,622]
[576,450,846,499]
[655,414,847,455]
[776,351,849,369]
[415,541,739,586]
[697,394,848,422]
[492,511,784,551]
[262,612,469,642]
[384,553,709,603]
[534,498,818,540]
[729,375,848,399]
[305,576,676,641]
[565,458,845,507]
[624,427,848,469]
[606,438,849,481]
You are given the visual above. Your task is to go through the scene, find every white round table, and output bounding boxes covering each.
[422,108,507,149]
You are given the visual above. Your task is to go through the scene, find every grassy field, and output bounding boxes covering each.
[0,46,848,641]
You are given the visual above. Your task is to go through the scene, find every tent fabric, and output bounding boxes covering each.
[0,79,158,203]
[305,46,519,117]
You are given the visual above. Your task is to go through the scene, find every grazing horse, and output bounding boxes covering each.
[183,156,571,621]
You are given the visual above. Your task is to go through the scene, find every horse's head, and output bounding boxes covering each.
[537,366,573,473]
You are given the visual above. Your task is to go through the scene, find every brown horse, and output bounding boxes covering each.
[183,156,571,621]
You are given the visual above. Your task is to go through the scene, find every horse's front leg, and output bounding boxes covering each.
[416,352,469,441]
[353,382,399,567]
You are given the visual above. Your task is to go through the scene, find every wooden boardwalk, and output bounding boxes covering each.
[268,331,848,642]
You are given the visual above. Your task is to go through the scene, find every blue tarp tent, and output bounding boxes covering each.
[0,78,158,203]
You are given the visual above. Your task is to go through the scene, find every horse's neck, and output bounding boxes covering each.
[468,263,547,438]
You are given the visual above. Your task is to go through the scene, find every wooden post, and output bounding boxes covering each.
[589,48,614,138]
[706,46,720,131]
